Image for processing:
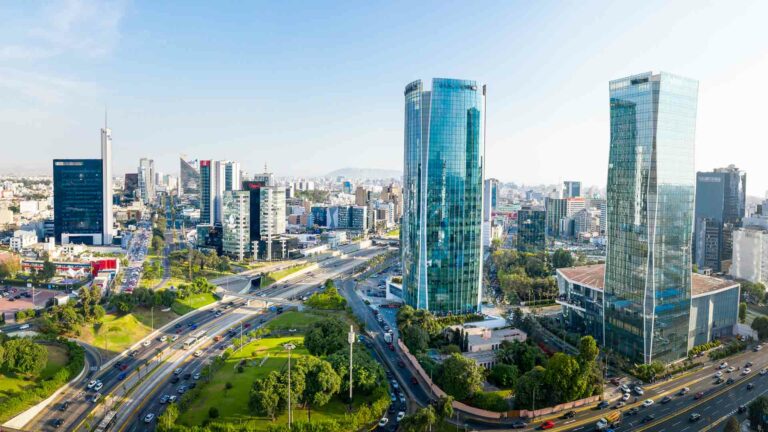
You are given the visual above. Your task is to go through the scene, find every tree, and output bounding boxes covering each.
[723,416,740,432]
[401,325,429,354]
[304,317,346,356]
[749,396,768,431]
[41,258,56,282]
[225,381,233,395]
[208,406,219,419]
[400,405,437,432]
[436,353,483,400]
[752,316,768,340]
[545,353,587,402]
[157,403,179,432]
[327,348,383,397]
[488,363,519,388]
[0,255,21,279]
[515,366,548,409]
[739,302,747,323]
[577,336,599,367]
[552,249,574,269]
[436,396,454,425]
[2,338,47,375]
[249,371,283,421]
[300,357,341,422]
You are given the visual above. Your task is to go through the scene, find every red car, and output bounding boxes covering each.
[244,323,251,328]
[397,360,405,368]
[119,364,128,371]
[694,392,704,400]
[388,344,395,351]
[539,420,555,430]
[410,376,418,384]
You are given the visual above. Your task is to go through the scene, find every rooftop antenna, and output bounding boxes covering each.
[104,106,108,129]
[264,162,268,173]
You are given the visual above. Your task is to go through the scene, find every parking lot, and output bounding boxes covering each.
[0,287,59,322]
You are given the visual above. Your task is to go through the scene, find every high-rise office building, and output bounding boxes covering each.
[53,159,104,244]
[124,173,139,199]
[604,71,699,364]
[402,78,485,314]
[563,181,581,198]
[180,157,200,196]
[200,160,213,224]
[224,161,241,192]
[222,190,250,261]
[101,124,113,244]
[199,160,230,225]
[516,208,546,252]
[138,158,155,205]
[693,166,746,272]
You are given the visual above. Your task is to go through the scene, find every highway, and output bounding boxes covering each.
[117,245,390,431]
[556,345,768,432]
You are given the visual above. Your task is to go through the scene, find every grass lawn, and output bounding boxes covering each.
[78,310,164,355]
[261,263,312,287]
[180,335,380,428]
[385,228,399,238]
[171,292,218,315]
[266,311,326,331]
[0,344,69,402]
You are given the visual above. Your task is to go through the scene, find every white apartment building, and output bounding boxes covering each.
[731,227,768,285]
[10,230,38,251]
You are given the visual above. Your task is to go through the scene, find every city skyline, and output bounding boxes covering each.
[1,1,768,192]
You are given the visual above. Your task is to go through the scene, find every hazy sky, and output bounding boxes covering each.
[1,1,767,193]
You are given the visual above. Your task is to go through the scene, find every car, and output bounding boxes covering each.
[189,382,197,389]
[169,395,177,403]
[50,418,64,428]
[619,384,631,393]
[59,400,70,411]
[562,410,576,419]
[621,393,630,401]
[143,413,155,423]
[642,399,654,407]
[597,401,610,409]
[747,383,755,390]
[755,345,763,352]
[678,387,690,396]
[174,368,183,375]
[87,380,97,389]
[727,366,736,373]
[410,376,418,384]
[399,394,406,404]
[690,413,701,422]
[715,371,723,378]
[194,350,203,357]
[92,393,102,403]
[193,372,201,380]
[761,368,768,376]
[642,414,656,423]
[93,382,103,391]
[177,386,187,394]
[119,363,128,371]
[397,360,405,368]
[117,372,127,380]
[727,378,735,384]
[661,396,672,404]
[378,417,389,427]
[628,407,640,416]
[390,393,396,402]
[539,420,555,430]
[388,405,396,414]
[694,391,705,400]
[715,378,725,384]
[633,386,644,395]
[719,362,729,369]
[142,340,151,347]
[746,361,754,368]
[396,411,406,422]
[160,394,170,404]
[615,401,626,408]
[175,323,182,328]
[171,335,179,342]
[170,376,180,384]
[511,420,527,429]
[742,368,752,375]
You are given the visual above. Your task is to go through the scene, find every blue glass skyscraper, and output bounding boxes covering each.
[402,78,485,314]
[603,72,699,364]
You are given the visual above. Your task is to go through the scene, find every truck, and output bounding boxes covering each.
[383,331,393,344]
[595,410,621,430]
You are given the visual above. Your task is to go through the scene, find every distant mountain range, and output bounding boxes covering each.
[325,168,402,180]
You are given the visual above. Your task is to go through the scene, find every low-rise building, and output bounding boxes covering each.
[10,229,38,251]
[556,263,740,355]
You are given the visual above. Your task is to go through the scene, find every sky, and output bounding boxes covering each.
[1,0,767,193]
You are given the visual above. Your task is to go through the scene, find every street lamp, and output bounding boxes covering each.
[347,325,355,410]
[284,343,296,430]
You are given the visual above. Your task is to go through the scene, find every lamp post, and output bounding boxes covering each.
[284,343,296,430]
[347,325,355,410]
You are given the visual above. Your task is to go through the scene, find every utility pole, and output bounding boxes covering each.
[347,325,355,410]
[284,343,296,430]
[151,306,154,331]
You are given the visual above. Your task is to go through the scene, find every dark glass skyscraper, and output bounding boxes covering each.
[604,72,699,364]
[180,157,200,196]
[517,208,546,252]
[402,78,485,314]
[200,160,212,224]
[693,166,746,272]
[53,159,104,244]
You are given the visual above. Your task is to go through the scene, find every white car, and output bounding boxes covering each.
[760,368,768,376]
[642,399,654,407]
[86,380,97,389]
[92,393,102,403]
[143,413,155,423]
[621,393,630,401]
[727,367,736,373]
[715,371,723,378]
[194,350,203,357]
[159,336,168,342]
[142,340,151,347]
[634,386,644,395]
[171,335,179,342]
[719,362,729,369]
[378,418,389,427]
[396,411,405,422]
[93,382,103,392]
[742,368,752,375]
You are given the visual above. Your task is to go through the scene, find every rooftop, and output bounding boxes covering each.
[557,264,738,297]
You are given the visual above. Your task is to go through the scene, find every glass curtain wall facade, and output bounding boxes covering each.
[180,157,199,196]
[402,78,485,314]
[517,209,546,252]
[200,160,212,224]
[604,72,699,364]
[53,159,104,244]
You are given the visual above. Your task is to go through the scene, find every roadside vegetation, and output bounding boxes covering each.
[260,263,312,287]
[168,250,234,282]
[304,280,346,310]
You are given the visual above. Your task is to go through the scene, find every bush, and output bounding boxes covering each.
[469,392,510,412]
[208,406,219,419]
